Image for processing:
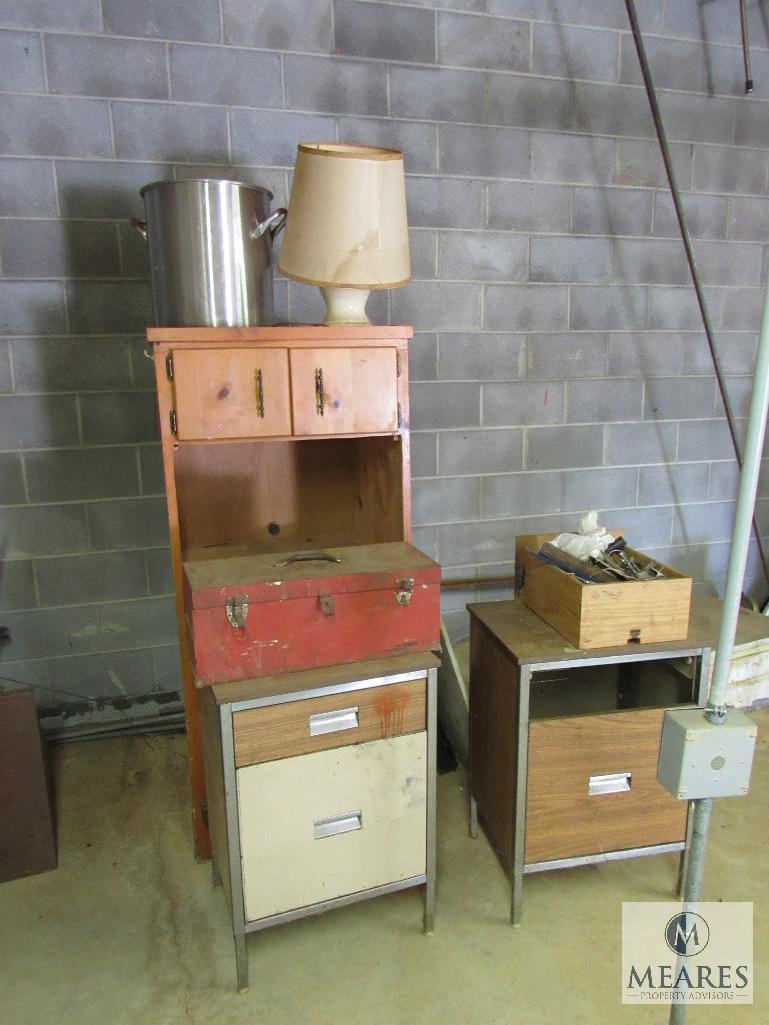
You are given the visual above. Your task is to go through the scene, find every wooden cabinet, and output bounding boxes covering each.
[165,337,402,442]
[148,325,413,863]
[202,654,438,991]
[289,347,399,435]
[467,600,712,924]
[172,348,291,440]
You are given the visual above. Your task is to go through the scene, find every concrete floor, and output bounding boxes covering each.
[2,711,767,1025]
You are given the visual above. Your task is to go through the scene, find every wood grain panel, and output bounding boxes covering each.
[525,708,688,863]
[290,347,398,435]
[233,679,425,766]
[516,533,691,649]
[154,346,210,858]
[173,348,291,440]
[174,436,405,556]
[469,619,518,874]
[149,325,412,343]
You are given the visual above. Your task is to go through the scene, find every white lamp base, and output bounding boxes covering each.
[320,286,371,324]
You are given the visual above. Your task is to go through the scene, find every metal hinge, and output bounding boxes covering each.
[397,402,402,428]
[396,350,402,377]
[165,352,174,381]
[169,409,177,436]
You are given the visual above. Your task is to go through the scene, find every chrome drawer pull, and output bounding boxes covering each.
[308,706,359,736]
[588,771,632,796]
[313,810,362,840]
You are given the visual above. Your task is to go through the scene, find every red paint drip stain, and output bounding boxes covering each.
[374,694,409,737]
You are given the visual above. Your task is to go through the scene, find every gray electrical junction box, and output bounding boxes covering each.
[657,707,758,800]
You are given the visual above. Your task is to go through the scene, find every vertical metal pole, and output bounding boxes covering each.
[669,215,769,1025]
[708,273,769,720]
[511,665,531,926]
[739,0,754,93]
[670,800,714,1024]
[424,667,437,934]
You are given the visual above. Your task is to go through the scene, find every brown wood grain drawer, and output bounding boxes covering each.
[525,708,688,863]
[233,678,426,767]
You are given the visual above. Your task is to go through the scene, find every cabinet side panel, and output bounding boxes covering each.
[201,689,232,910]
[469,619,518,874]
[153,343,210,859]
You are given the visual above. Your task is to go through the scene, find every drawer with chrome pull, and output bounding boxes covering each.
[232,678,426,767]
[524,707,688,863]
[237,732,427,922]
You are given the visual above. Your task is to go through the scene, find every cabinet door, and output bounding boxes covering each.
[237,732,427,921]
[290,347,398,435]
[525,708,688,863]
[172,349,291,440]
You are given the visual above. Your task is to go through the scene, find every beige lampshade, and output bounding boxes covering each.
[278,143,411,290]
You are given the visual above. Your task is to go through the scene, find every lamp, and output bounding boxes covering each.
[278,143,410,324]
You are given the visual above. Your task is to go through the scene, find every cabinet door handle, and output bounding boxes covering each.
[309,706,359,736]
[315,367,325,416]
[255,368,265,418]
[588,771,631,796]
[313,810,362,840]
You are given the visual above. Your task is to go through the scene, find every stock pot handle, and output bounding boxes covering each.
[131,217,148,241]
[250,207,287,241]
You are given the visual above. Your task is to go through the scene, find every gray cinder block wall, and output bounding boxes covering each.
[1,0,769,723]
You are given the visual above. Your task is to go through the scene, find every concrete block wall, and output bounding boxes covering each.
[2,0,769,719]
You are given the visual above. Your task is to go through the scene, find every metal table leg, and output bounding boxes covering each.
[234,930,249,993]
[222,704,249,992]
[511,665,531,926]
[424,667,437,934]
[469,796,478,838]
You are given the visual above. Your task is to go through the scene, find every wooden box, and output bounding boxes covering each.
[185,541,441,684]
[515,532,692,649]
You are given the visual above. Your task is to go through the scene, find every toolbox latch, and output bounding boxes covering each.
[395,577,415,606]
[225,594,249,630]
[319,594,335,617]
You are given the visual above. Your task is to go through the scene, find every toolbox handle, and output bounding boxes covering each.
[274,551,343,567]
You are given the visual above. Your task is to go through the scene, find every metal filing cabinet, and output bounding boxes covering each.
[467,600,712,924]
[201,654,438,991]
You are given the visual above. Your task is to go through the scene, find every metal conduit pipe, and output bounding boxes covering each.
[624,7,768,1020]
[740,0,754,93]
[624,0,769,593]
[667,162,769,1025]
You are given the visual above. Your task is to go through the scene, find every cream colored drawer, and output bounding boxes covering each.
[237,732,427,922]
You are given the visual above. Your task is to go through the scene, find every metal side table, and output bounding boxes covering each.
[467,599,710,925]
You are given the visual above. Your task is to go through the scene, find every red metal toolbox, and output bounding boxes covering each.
[184,541,441,684]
